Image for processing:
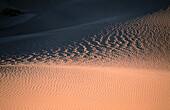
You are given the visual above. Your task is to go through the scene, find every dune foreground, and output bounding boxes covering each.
[0,65,169,110]
[0,1,170,109]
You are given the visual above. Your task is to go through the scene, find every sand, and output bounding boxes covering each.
[0,7,169,69]
[0,65,169,110]
[0,1,170,110]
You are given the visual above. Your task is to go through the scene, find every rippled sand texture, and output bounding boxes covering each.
[0,4,170,110]
[0,8,169,69]
[0,65,169,110]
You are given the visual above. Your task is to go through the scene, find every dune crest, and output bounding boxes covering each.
[0,7,169,70]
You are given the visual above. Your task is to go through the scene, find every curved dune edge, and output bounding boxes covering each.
[0,14,35,29]
[0,7,169,71]
[0,65,169,110]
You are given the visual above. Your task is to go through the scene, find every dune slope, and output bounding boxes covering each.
[0,65,169,110]
[0,3,169,110]
[0,7,169,69]
[0,0,169,37]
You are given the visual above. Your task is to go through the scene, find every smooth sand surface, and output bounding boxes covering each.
[0,14,35,29]
[0,65,169,110]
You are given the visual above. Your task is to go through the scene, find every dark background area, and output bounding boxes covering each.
[0,0,169,37]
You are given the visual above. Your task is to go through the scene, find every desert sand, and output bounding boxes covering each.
[0,65,169,110]
[0,0,170,110]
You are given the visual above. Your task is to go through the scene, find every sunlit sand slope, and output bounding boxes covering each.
[0,65,169,110]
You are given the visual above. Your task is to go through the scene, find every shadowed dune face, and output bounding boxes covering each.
[5,0,169,10]
[0,0,169,37]
[0,8,169,69]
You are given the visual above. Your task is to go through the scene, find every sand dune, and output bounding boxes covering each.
[0,0,169,37]
[0,1,169,110]
[0,65,169,110]
[0,7,169,69]
[0,14,35,29]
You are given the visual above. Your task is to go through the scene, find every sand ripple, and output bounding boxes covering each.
[0,65,169,110]
[0,8,169,69]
